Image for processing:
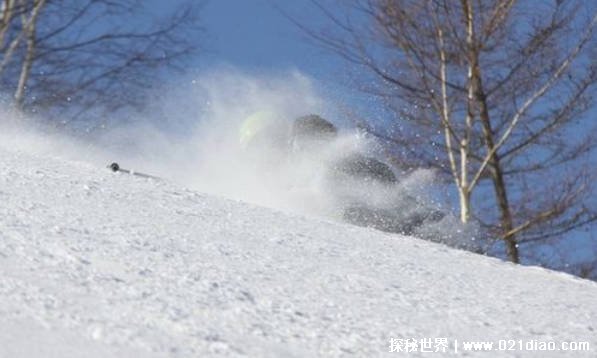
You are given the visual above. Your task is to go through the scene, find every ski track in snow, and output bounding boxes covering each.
[0,145,596,357]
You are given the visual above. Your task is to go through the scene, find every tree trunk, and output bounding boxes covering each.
[0,0,15,48]
[14,33,35,109]
[474,67,519,263]
[461,0,518,262]
[459,187,471,223]
[14,0,45,109]
[460,0,474,224]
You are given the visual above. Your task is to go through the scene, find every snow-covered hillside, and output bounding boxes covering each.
[1,145,597,357]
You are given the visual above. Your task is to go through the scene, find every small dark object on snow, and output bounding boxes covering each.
[106,162,160,179]
[109,162,120,172]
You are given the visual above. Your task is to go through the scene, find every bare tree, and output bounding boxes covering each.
[0,0,202,124]
[288,0,597,263]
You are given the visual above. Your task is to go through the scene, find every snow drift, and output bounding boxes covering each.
[1,137,597,357]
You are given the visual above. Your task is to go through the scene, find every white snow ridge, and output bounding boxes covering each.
[1,145,597,357]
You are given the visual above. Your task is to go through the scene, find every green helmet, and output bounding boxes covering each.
[239,110,288,149]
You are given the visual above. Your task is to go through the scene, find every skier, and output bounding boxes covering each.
[238,111,445,235]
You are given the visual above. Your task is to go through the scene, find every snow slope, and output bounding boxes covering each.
[1,145,597,357]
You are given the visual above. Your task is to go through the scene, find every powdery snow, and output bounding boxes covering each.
[1,145,597,357]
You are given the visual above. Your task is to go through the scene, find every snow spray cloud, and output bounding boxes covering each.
[0,67,481,250]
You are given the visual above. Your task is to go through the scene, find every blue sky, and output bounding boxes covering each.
[198,0,337,78]
[192,0,391,130]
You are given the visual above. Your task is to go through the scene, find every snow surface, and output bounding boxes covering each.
[1,145,597,357]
